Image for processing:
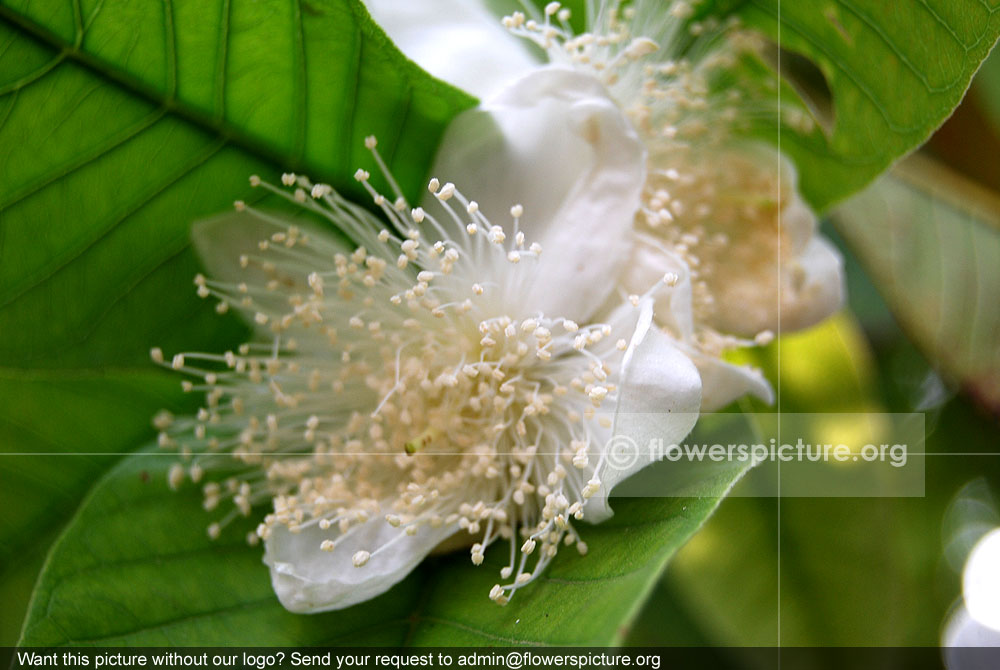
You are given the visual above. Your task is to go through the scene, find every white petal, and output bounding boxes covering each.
[264,505,457,613]
[700,231,845,337]
[622,235,694,340]
[694,353,774,412]
[191,213,348,333]
[585,301,702,522]
[782,188,818,255]
[191,213,304,321]
[771,149,845,331]
[361,0,538,99]
[430,66,646,321]
[778,235,846,332]
[723,144,817,255]
[619,233,773,411]
[192,212,288,287]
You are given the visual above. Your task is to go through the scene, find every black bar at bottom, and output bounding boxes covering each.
[2,646,996,670]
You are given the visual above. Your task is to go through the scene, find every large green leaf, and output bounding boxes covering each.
[19,449,746,646]
[0,371,177,564]
[0,0,473,643]
[832,155,1000,410]
[0,369,180,642]
[733,0,1000,212]
[0,0,472,369]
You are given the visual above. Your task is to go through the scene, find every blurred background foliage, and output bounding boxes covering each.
[622,47,1000,657]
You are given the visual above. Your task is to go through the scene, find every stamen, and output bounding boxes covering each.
[155,136,639,606]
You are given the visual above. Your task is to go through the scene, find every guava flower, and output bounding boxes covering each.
[510,6,844,338]
[363,0,846,410]
[153,81,701,613]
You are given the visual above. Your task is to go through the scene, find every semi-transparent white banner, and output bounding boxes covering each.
[606,412,925,498]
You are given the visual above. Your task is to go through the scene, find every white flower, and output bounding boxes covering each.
[362,0,847,410]
[154,125,700,612]
[363,0,539,98]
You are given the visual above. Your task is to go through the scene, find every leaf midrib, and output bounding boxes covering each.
[0,3,336,201]
[750,0,956,136]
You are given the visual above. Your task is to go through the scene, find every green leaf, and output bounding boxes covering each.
[0,370,178,564]
[0,0,473,642]
[19,450,746,646]
[734,0,1000,211]
[832,155,1000,410]
[0,0,472,369]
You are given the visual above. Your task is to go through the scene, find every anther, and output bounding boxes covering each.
[436,183,456,201]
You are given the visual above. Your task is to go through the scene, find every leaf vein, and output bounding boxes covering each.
[213,0,230,121]
[0,133,219,315]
